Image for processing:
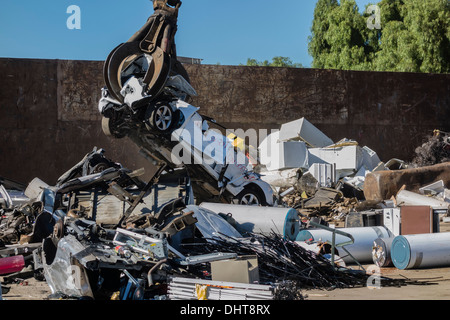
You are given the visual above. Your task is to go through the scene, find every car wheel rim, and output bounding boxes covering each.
[240,194,259,206]
[155,105,172,131]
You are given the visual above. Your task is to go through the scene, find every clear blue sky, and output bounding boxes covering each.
[0,0,375,67]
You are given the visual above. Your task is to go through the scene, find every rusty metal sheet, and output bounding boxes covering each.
[363,162,450,201]
[400,206,434,235]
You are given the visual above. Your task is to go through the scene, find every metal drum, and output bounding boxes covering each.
[372,237,395,267]
[391,233,450,270]
[198,203,300,240]
[296,226,391,264]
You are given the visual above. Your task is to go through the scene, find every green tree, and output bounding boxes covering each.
[308,0,371,70]
[308,0,339,68]
[324,0,369,70]
[243,56,304,68]
[401,0,449,73]
[309,0,450,73]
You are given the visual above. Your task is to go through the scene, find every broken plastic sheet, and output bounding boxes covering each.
[187,205,243,240]
[165,74,198,98]
[343,166,370,189]
[259,168,301,188]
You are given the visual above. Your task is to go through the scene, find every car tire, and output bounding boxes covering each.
[146,102,175,133]
[237,187,267,206]
[88,160,115,175]
[101,116,127,139]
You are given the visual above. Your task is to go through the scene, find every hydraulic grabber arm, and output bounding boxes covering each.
[103,0,189,105]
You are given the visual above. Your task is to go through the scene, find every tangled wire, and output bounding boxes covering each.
[183,232,437,299]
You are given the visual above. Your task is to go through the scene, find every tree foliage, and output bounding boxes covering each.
[309,0,449,73]
[243,56,304,68]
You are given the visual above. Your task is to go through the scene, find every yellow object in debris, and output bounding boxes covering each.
[227,133,245,151]
[301,191,308,199]
[195,284,208,300]
[110,291,121,300]
[226,133,259,166]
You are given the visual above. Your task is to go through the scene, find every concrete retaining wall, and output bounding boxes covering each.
[0,58,448,185]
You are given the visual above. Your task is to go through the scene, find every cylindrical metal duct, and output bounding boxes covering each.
[391,233,450,270]
[296,226,391,264]
[372,237,395,267]
[198,203,300,240]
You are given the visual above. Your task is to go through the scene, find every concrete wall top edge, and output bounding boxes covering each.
[1,57,448,78]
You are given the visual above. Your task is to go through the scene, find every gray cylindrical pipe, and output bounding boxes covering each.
[198,202,300,240]
[391,233,450,270]
[372,237,395,267]
[296,226,391,264]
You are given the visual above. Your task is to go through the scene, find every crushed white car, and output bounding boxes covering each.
[99,64,274,206]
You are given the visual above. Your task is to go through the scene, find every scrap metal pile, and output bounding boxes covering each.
[1,142,446,300]
[1,148,224,299]
[256,119,450,227]
[2,0,450,301]
[411,130,450,168]
[184,232,422,291]
[0,156,430,301]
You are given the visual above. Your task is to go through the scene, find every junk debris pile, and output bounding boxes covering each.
[411,130,450,168]
[257,120,450,227]
[0,148,280,300]
[0,145,447,300]
[183,232,422,290]
[2,0,450,301]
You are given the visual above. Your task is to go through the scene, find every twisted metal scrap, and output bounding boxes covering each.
[412,131,450,167]
[185,232,439,291]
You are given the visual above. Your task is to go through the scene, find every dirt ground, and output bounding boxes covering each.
[2,222,450,301]
[304,264,450,300]
[1,276,52,300]
[305,221,450,300]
